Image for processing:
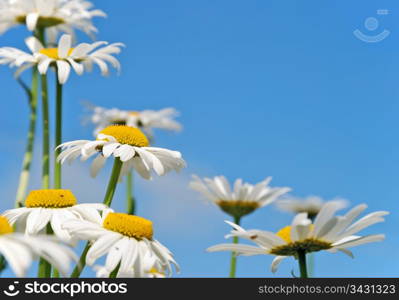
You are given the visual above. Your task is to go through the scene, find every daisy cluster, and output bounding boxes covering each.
[0,0,184,278]
[0,1,390,279]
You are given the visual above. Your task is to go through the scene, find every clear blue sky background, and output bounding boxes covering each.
[0,0,398,277]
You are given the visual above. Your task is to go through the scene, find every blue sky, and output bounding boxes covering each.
[0,0,398,277]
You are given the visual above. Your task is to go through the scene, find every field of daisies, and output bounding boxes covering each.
[0,0,395,278]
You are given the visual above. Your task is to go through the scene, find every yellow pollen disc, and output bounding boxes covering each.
[103,213,153,240]
[276,226,292,243]
[39,48,74,60]
[148,267,165,276]
[25,189,77,208]
[129,111,140,116]
[0,216,13,235]
[99,125,149,147]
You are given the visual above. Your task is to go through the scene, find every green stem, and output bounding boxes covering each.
[229,215,241,278]
[70,158,123,278]
[126,170,135,214]
[70,243,90,278]
[54,75,63,189]
[297,250,308,278]
[15,69,38,207]
[41,73,50,189]
[38,225,52,277]
[0,255,6,277]
[103,158,123,207]
[109,262,121,278]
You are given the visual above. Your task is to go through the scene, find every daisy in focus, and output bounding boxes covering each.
[276,195,348,220]
[207,202,388,276]
[63,210,179,277]
[88,105,182,137]
[0,0,105,36]
[0,34,124,83]
[57,125,186,179]
[0,216,76,277]
[3,189,107,244]
[189,175,291,220]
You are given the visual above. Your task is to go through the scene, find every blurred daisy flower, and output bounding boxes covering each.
[57,125,186,180]
[207,202,388,274]
[0,216,76,277]
[0,0,105,36]
[0,34,124,83]
[189,175,291,219]
[276,196,348,220]
[3,189,107,244]
[88,105,182,138]
[95,254,166,278]
[63,211,179,277]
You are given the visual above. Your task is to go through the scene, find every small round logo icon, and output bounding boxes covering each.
[3,282,20,297]
[353,9,390,43]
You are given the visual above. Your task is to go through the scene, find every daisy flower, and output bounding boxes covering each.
[63,211,179,277]
[276,195,348,220]
[189,175,291,219]
[0,0,105,36]
[3,189,107,244]
[0,34,124,83]
[207,202,388,274]
[0,216,76,277]
[57,125,186,180]
[88,105,182,137]
[94,253,166,278]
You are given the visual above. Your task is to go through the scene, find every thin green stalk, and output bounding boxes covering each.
[229,215,241,278]
[297,250,308,278]
[41,73,50,189]
[103,158,123,207]
[36,27,50,190]
[54,75,63,188]
[38,225,52,277]
[126,170,135,214]
[109,262,121,278]
[70,158,123,278]
[0,255,6,277]
[70,243,90,278]
[15,69,38,207]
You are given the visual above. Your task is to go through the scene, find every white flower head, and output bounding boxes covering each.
[207,202,388,274]
[0,0,105,37]
[63,210,179,278]
[88,105,182,138]
[0,215,76,277]
[57,125,186,180]
[276,195,349,220]
[3,189,107,244]
[94,253,166,278]
[189,175,291,218]
[0,34,124,83]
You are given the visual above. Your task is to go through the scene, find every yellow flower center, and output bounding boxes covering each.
[271,225,331,256]
[98,125,149,147]
[103,213,153,240]
[148,267,165,277]
[25,189,77,208]
[276,225,292,243]
[129,111,140,116]
[16,15,64,28]
[217,200,260,218]
[39,48,74,60]
[0,216,13,235]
